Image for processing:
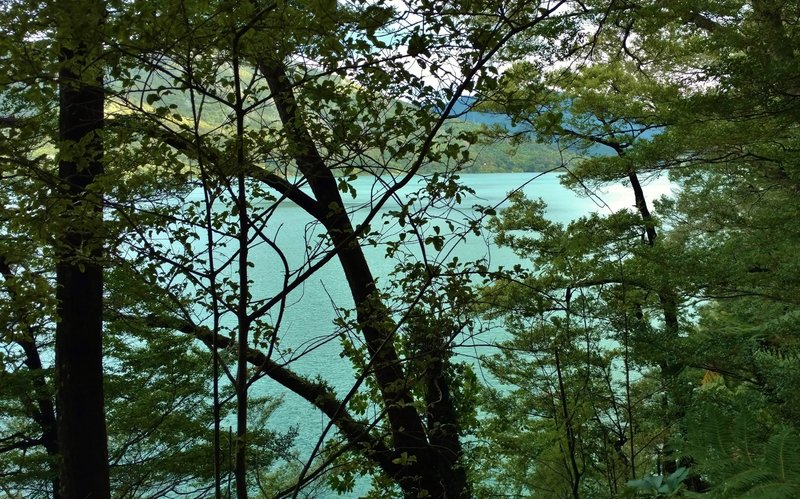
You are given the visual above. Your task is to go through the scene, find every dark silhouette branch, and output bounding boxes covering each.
[135,314,402,479]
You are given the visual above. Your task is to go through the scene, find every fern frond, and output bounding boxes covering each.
[701,411,737,458]
[721,467,774,494]
[734,410,758,466]
[764,430,800,482]
[739,481,800,499]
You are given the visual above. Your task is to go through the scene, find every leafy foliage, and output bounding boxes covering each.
[3,0,800,497]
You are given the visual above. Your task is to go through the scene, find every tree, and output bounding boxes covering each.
[473,193,669,497]
[100,1,620,496]
[0,256,296,497]
[6,0,605,496]
[52,0,111,495]
[19,0,799,496]
[473,0,800,496]
[1,0,295,496]
[0,0,113,494]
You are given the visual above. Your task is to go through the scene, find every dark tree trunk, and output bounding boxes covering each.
[54,23,111,499]
[261,62,469,498]
[626,168,680,336]
[627,171,657,246]
[19,337,62,499]
[627,168,687,483]
[424,354,470,498]
[0,258,61,498]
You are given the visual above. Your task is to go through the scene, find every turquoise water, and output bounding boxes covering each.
[187,171,673,494]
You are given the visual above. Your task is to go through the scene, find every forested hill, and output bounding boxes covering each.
[444,97,567,173]
[443,123,567,174]
[120,69,566,175]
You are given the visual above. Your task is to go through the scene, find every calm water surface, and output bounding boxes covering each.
[195,172,673,493]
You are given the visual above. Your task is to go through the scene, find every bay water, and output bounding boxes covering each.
[188,171,672,494]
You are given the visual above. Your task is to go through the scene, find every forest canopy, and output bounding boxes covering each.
[1,0,799,498]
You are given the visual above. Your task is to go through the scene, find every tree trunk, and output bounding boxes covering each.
[0,258,61,497]
[54,7,111,495]
[261,62,468,498]
[20,337,62,499]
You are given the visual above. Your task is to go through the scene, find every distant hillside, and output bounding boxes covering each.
[443,97,567,173]
[116,70,566,175]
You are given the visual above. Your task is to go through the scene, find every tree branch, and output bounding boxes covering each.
[106,116,326,219]
[136,314,401,478]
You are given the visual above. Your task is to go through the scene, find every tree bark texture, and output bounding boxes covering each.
[55,18,111,497]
